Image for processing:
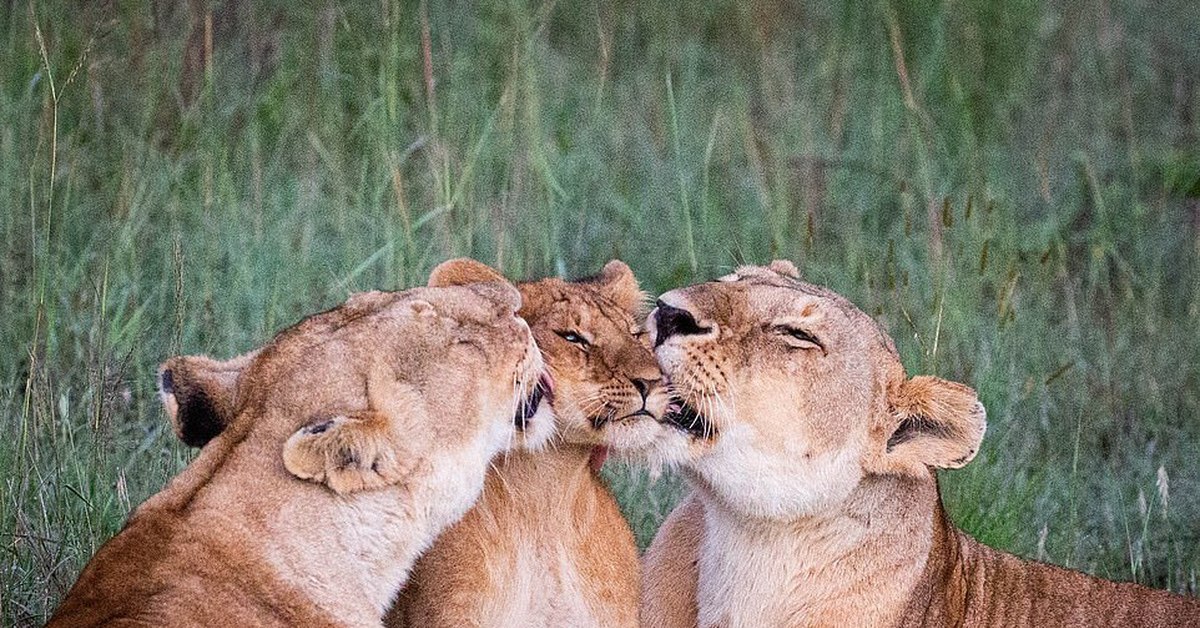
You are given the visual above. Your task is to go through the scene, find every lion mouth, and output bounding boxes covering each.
[591,409,654,430]
[663,397,715,439]
[515,373,554,430]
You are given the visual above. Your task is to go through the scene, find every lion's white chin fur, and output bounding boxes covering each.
[691,421,866,522]
[513,401,557,452]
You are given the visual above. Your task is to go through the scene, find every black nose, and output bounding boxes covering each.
[654,301,707,347]
[631,378,653,399]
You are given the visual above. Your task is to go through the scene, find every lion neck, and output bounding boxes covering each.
[694,472,940,628]
[488,441,598,495]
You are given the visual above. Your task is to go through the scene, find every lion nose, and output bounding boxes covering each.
[654,301,708,347]
[631,377,653,400]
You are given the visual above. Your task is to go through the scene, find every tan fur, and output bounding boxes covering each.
[387,260,676,628]
[49,260,551,627]
[641,492,703,626]
[641,262,1200,628]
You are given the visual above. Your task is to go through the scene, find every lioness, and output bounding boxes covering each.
[49,260,552,627]
[640,261,1200,628]
[387,259,691,628]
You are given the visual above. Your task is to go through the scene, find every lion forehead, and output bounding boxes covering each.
[713,271,890,346]
[520,280,647,377]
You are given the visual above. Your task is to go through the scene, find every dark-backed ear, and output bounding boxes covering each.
[283,373,427,494]
[590,260,647,313]
[428,258,507,288]
[876,376,987,476]
[768,259,800,279]
[158,351,258,447]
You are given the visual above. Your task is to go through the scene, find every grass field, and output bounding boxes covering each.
[3,0,1200,623]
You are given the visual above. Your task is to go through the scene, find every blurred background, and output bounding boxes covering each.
[2,0,1199,623]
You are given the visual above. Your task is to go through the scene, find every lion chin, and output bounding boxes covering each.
[640,261,1200,628]
[48,258,551,628]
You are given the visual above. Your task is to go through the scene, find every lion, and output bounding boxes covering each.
[640,261,1200,627]
[384,259,696,628]
[48,259,553,627]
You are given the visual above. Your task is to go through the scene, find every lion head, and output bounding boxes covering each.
[648,260,986,520]
[512,259,678,456]
[158,259,553,497]
[421,258,687,460]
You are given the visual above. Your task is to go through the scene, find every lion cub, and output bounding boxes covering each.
[49,260,551,627]
[385,259,674,628]
[641,261,1200,628]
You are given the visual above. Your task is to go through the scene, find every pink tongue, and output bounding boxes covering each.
[589,446,610,472]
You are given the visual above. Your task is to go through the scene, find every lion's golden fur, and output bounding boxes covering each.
[640,261,1200,628]
[387,260,673,628]
[49,261,548,627]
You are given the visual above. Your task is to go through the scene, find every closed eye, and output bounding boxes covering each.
[556,330,591,348]
[776,326,824,352]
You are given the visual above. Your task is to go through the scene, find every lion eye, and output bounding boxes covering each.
[777,326,824,352]
[556,330,590,347]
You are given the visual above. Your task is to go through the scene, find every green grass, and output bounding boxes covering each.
[3,0,1200,623]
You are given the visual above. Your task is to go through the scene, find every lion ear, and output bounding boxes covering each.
[591,259,646,313]
[878,376,987,476]
[158,351,258,447]
[768,259,800,278]
[427,258,521,315]
[283,374,427,495]
[283,411,414,494]
[428,258,507,288]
